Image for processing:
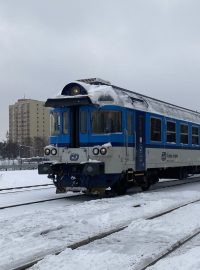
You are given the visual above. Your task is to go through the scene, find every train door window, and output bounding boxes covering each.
[166,121,176,143]
[192,126,199,145]
[62,112,68,134]
[150,117,162,141]
[80,111,87,134]
[50,112,60,136]
[180,124,188,144]
[127,112,133,135]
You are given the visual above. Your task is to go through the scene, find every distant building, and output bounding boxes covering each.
[9,99,50,156]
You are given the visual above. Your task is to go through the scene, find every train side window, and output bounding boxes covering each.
[192,126,199,145]
[80,111,87,134]
[150,117,162,141]
[166,121,176,143]
[50,112,60,136]
[91,110,122,134]
[127,112,133,135]
[62,112,68,134]
[180,124,188,144]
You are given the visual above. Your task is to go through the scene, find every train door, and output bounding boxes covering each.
[50,108,70,146]
[79,107,89,145]
[70,106,79,148]
[135,111,146,171]
[124,110,134,164]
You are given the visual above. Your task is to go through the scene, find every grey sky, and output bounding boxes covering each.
[0,0,200,140]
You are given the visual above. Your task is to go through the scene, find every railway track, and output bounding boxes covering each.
[0,186,54,195]
[1,176,200,211]
[9,192,200,270]
[150,175,200,191]
[0,193,85,210]
[139,230,200,270]
[0,183,54,192]
[1,176,197,197]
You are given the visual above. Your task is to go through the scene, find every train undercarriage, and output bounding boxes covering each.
[39,161,200,195]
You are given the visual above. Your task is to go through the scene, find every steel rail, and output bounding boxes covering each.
[0,193,84,210]
[139,230,200,270]
[0,183,54,192]
[150,176,200,191]
[1,176,200,211]
[0,186,54,195]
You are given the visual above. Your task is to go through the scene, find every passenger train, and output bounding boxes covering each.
[38,78,200,194]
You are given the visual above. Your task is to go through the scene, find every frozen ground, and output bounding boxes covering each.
[0,169,51,188]
[0,170,200,270]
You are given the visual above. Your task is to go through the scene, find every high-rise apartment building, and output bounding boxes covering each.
[9,99,50,147]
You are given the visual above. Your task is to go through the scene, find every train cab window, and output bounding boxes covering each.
[91,110,122,134]
[127,112,133,135]
[80,111,87,134]
[166,121,176,143]
[150,117,162,141]
[192,126,199,145]
[62,112,68,134]
[50,112,60,136]
[180,124,188,144]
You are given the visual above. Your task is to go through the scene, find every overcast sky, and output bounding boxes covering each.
[0,0,200,141]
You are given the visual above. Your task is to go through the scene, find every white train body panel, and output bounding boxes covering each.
[146,148,200,169]
[54,146,135,174]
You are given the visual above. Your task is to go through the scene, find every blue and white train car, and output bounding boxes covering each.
[38,78,200,194]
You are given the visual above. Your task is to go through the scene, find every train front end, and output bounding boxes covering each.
[38,79,133,194]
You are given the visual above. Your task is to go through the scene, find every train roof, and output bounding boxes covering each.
[45,78,200,124]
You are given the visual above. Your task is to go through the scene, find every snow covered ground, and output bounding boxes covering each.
[0,169,51,188]
[1,170,200,270]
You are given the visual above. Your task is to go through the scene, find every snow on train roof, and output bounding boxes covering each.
[55,79,200,124]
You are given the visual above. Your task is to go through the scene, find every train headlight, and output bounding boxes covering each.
[44,148,50,155]
[71,86,80,96]
[100,147,107,155]
[83,162,104,176]
[51,148,57,155]
[92,147,99,155]
[86,165,94,174]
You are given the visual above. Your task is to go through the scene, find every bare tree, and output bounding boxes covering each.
[0,140,19,159]
[33,136,49,156]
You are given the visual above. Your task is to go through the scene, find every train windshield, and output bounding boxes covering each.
[91,110,122,134]
[50,112,60,135]
[62,111,69,134]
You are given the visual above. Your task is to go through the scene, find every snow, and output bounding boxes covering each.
[54,80,200,124]
[0,169,51,188]
[147,247,200,270]
[1,170,200,269]
[31,202,200,270]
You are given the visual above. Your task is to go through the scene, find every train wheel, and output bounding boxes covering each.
[141,176,150,191]
[178,168,188,180]
[141,182,150,191]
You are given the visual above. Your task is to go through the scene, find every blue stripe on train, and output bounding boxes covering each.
[52,142,135,147]
[53,142,200,150]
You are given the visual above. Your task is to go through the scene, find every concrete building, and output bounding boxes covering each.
[9,99,50,156]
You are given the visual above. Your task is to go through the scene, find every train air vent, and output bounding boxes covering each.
[98,94,114,102]
[77,78,111,85]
